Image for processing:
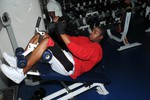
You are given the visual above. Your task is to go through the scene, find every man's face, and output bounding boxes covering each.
[89,27,103,42]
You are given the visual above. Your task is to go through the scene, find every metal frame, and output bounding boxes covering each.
[42,82,109,100]
[26,70,109,99]
[106,12,142,51]
[1,12,18,52]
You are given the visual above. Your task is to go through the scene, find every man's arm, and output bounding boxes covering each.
[60,34,70,45]
[57,21,99,60]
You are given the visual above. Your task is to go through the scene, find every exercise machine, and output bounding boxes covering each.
[106,11,142,51]
[26,62,111,100]
[0,12,18,52]
[12,17,111,99]
[23,17,111,99]
[15,17,52,68]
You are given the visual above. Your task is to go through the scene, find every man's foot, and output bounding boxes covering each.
[2,52,17,67]
[0,64,26,84]
[145,27,150,32]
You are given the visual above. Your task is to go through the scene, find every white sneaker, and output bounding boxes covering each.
[145,27,150,32]
[0,64,26,84]
[2,52,17,67]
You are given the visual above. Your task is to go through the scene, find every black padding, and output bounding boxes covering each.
[48,44,73,72]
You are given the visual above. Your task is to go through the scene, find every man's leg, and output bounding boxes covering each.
[25,33,73,72]
[3,33,49,67]
[23,36,50,74]
[1,32,73,84]
[0,33,51,84]
[50,50,74,76]
[48,44,73,72]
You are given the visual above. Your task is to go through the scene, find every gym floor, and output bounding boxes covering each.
[16,30,150,100]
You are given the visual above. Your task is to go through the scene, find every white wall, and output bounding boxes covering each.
[0,0,45,54]
[0,0,45,88]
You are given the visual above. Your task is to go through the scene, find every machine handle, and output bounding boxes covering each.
[36,17,41,28]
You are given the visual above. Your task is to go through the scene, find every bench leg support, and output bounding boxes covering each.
[42,82,109,100]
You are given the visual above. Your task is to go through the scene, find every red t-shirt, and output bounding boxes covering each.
[67,36,103,79]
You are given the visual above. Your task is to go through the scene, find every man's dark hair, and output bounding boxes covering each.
[96,26,105,37]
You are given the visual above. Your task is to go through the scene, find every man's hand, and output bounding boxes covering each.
[47,22,57,34]
[57,20,67,35]
[53,16,59,22]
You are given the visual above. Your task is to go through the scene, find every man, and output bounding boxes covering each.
[0,21,104,84]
